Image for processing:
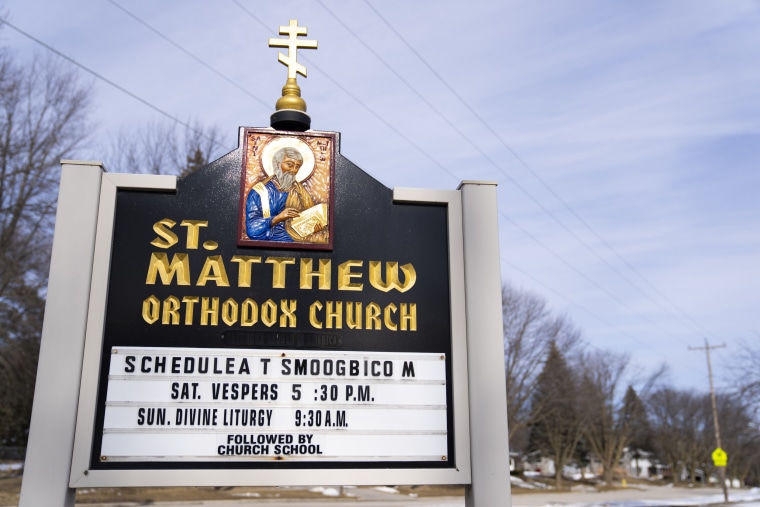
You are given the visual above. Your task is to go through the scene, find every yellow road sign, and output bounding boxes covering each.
[712,447,728,467]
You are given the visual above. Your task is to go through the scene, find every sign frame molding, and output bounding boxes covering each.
[67,171,472,487]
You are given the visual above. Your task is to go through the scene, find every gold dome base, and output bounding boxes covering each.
[275,78,307,112]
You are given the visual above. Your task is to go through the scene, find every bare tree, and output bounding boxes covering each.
[728,334,760,410]
[646,384,760,488]
[647,388,684,483]
[709,394,759,486]
[104,119,226,176]
[577,350,643,484]
[648,388,714,484]
[0,47,92,446]
[502,282,579,447]
[0,50,92,294]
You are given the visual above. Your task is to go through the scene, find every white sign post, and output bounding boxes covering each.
[19,161,104,506]
[460,181,511,505]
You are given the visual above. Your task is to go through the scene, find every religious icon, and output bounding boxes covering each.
[238,129,335,250]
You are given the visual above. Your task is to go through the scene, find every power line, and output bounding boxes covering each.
[320,0,701,343]
[228,0,270,32]
[501,211,693,347]
[3,6,730,389]
[318,0,593,220]
[228,0,463,185]
[360,1,716,340]
[131,3,715,360]
[107,0,270,112]
[230,1,701,350]
[0,18,231,152]
[503,258,644,345]
[504,257,705,376]
[10,4,718,366]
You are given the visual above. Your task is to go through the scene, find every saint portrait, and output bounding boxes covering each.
[238,129,335,250]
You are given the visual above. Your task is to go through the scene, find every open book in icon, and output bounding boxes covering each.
[288,203,328,239]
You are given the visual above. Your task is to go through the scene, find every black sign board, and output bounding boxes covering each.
[88,129,456,471]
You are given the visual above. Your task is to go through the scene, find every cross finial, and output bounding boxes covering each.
[269,19,317,80]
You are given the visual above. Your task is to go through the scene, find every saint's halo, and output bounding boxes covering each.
[260,136,315,182]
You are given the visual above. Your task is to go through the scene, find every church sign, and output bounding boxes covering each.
[66,123,469,484]
[20,19,509,505]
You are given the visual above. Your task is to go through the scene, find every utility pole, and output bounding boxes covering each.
[689,338,728,502]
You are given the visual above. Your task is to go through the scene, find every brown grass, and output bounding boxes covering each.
[0,470,469,506]
[0,475,345,506]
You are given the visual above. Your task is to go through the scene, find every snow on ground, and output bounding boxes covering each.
[512,486,760,507]
[309,486,341,497]
[373,486,401,494]
[511,475,550,489]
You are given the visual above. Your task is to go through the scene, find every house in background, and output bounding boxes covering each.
[622,449,664,479]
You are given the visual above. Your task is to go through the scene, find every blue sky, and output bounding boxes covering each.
[3,0,759,391]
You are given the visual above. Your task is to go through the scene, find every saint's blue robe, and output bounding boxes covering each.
[245,180,294,242]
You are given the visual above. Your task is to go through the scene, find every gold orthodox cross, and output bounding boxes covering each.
[269,19,318,80]
[268,20,317,130]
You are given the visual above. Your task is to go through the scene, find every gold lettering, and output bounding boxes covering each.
[180,220,208,249]
[162,295,181,325]
[200,297,219,325]
[397,263,416,292]
[231,255,262,287]
[196,255,230,286]
[142,295,160,324]
[145,253,190,285]
[182,296,199,325]
[309,301,323,329]
[150,219,178,249]
[300,258,331,290]
[365,302,381,330]
[400,303,417,331]
[241,298,258,326]
[368,261,416,293]
[139,295,417,331]
[346,302,362,329]
[266,257,295,288]
[326,301,343,329]
[337,260,363,291]
[261,299,278,327]
[280,300,297,328]
[383,303,398,331]
[222,298,238,325]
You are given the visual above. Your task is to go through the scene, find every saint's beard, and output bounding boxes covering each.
[275,169,297,192]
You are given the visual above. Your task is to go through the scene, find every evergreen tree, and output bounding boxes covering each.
[502,282,580,451]
[105,120,223,176]
[181,146,208,177]
[528,341,582,489]
[622,385,653,476]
